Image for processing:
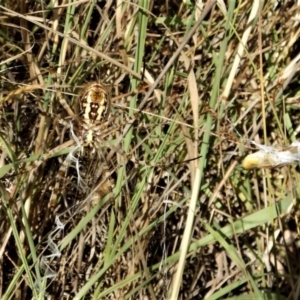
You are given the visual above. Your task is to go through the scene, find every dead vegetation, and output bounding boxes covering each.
[0,1,300,299]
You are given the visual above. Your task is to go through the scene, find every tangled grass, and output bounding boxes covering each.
[0,1,300,299]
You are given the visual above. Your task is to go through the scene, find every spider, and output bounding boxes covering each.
[47,82,114,211]
[1,79,190,215]
[4,81,135,214]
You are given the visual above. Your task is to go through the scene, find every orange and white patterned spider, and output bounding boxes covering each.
[15,82,119,212]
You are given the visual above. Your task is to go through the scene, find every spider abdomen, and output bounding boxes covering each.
[80,82,110,122]
[79,82,110,147]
